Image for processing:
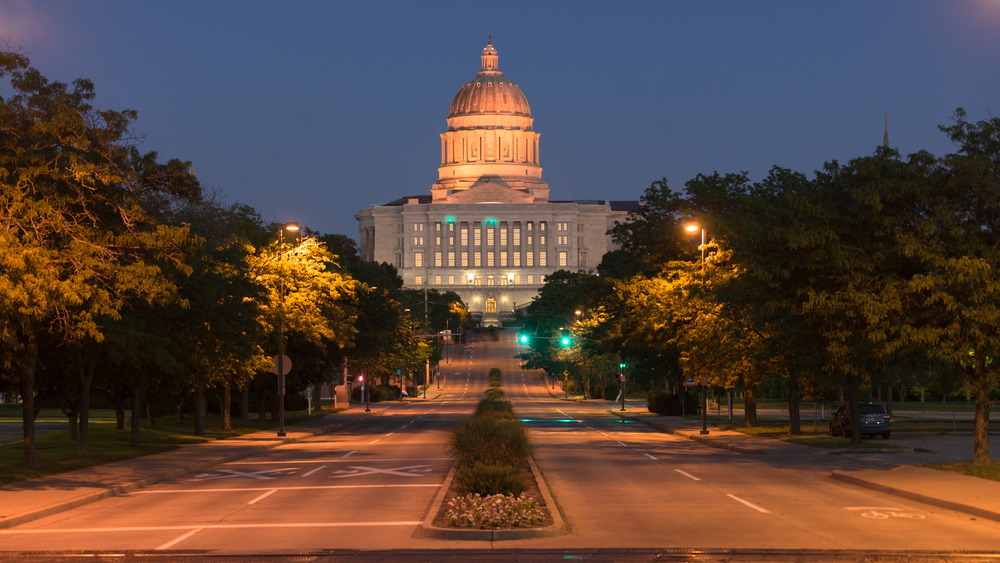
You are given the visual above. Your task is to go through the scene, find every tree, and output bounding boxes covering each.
[0,50,199,463]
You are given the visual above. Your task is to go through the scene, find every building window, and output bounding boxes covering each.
[540,251,547,267]
[577,223,583,232]
[462,251,468,267]
[540,275,546,284]
[475,252,481,267]
[467,274,474,285]
[579,251,586,268]
[414,252,423,267]
[414,236,424,246]
[514,274,520,284]
[527,222,533,232]
[449,236,454,246]
[487,275,495,286]
[487,228,494,246]
[500,227,507,246]
[474,275,481,286]
[415,275,423,285]
[487,251,495,267]
[436,236,441,246]
[449,223,455,232]
[486,298,497,314]
[527,274,534,285]
[513,252,520,267]
[435,275,441,285]
[527,235,533,245]
[500,252,507,267]
[461,225,468,246]
[436,222,441,232]
[395,253,402,268]
[448,251,455,267]
[414,223,424,232]
[513,228,520,246]
[540,235,546,245]
[527,252,534,267]
[558,250,567,266]
[435,252,442,267]
[448,275,455,285]
[474,224,482,245]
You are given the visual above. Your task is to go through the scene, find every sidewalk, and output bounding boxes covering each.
[610,409,1000,524]
[0,408,376,530]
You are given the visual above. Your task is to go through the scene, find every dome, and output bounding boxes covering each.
[448,43,531,118]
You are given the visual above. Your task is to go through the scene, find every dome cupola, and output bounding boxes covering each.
[432,39,548,203]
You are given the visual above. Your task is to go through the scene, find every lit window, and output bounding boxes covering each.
[487,229,494,246]
[514,274,520,284]
[487,252,494,267]
[513,252,520,267]
[448,275,455,284]
[540,251,547,267]
[435,275,441,284]
[475,252,482,267]
[448,251,455,267]
[435,252,442,267]
[414,252,423,267]
[513,228,520,246]
[500,228,507,246]
[527,252,534,267]
[558,250,567,266]
[415,275,423,285]
[527,274,534,284]
[462,252,468,267]
[500,252,507,267]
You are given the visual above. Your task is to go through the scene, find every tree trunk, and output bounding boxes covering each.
[20,338,38,465]
[312,383,322,412]
[194,386,205,437]
[221,382,232,431]
[899,382,909,404]
[258,382,266,422]
[241,384,251,427]
[272,385,279,421]
[973,375,992,465]
[68,413,78,441]
[78,349,98,457]
[176,387,186,423]
[115,399,126,431]
[147,403,156,428]
[743,384,757,427]
[130,378,142,448]
[849,385,862,446]
[788,370,801,436]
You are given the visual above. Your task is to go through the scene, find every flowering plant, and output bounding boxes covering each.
[444,493,545,528]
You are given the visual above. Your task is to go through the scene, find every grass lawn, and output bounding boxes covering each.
[0,405,119,422]
[0,408,338,486]
[926,461,1000,483]
[708,418,910,451]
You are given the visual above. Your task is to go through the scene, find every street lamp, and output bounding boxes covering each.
[275,221,300,437]
[685,223,709,436]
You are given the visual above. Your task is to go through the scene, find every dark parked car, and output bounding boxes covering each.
[830,403,891,439]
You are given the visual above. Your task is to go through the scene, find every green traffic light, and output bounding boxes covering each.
[561,337,571,346]
[620,363,626,368]
[519,334,529,344]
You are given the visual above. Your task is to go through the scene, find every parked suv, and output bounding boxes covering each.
[829,403,891,439]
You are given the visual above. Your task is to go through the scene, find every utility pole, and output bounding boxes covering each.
[424,283,429,399]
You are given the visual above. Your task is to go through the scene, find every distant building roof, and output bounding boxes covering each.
[383,195,433,206]
[608,200,640,212]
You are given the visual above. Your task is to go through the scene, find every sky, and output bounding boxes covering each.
[2,1,999,241]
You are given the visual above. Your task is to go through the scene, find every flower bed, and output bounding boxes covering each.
[445,493,545,528]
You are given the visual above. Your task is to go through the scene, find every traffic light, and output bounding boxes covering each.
[560,332,571,346]
[620,362,626,369]
[519,333,529,344]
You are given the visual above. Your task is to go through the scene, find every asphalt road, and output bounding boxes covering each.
[0,332,997,557]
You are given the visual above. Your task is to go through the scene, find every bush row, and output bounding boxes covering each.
[448,390,533,496]
[351,384,402,403]
[489,367,502,387]
[647,390,702,416]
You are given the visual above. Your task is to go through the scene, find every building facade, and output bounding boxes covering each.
[356,40,637,325]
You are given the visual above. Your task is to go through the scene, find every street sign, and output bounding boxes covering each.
[271,354,292,376]
[683,377,699,387]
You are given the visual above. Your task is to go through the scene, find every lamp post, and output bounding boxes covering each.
[277,221,299,437]
[685,223,709,436]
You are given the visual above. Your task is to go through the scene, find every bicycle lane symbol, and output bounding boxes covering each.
[845,506,925,520]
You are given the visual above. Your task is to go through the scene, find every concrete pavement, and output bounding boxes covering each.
[599,407,1000,524]
[0,408,376,530]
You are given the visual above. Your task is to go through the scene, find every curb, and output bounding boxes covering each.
[419,457,567,541]
[0,413,373,530]
[830,447,914,454]
[830,470,1000,523]
[607,410,768,455]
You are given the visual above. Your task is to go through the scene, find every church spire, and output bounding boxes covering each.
[883,111,889,148]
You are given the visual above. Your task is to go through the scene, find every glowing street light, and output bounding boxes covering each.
[276,221,300,437]
[685,223,709,436]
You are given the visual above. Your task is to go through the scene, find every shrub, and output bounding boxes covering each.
[455,462,527,497]
[445,493,544,528]
[351,384,388,403]
[604,382,621,401]
[484,388,506,399]
[489,367,502,387]
[448,416,532,466]
[475,396,514,419]
[646,390,701,415]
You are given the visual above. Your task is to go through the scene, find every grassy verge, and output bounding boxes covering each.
[0,405,119,422]
[0,409,336,486]
[926,461,1000,483]
[709,418,910,451]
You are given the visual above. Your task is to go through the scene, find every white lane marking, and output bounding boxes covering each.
[385,432,394,437]
[187,468,298,482]
[401,426,408,429]
[615,441,628,447]
[247,489,278,505]
[2,522,427,536]
[133,484,443,494]
[675,469,701,481]
[369,439,381,444]
[156,527,204,550]
[331,465,433,478]
[301,465,327,477]
[343,451,357,457]
[643,453,658,460]
[727,494,771,514]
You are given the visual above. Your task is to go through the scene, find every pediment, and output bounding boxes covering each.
[447,177,535,204]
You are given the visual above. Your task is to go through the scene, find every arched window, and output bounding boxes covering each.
[485,298,497,314]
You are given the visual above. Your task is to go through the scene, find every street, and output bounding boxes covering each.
[0,332,997,556]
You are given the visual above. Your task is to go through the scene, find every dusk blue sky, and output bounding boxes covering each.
[3,1,999,241]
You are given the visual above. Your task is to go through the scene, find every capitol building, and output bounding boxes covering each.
[356,40,637,325]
